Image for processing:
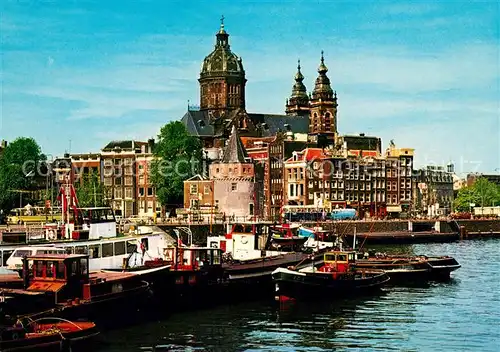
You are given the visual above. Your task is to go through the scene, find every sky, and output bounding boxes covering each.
[1,0,499,175]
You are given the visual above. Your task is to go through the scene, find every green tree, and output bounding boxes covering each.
[75,171,108,207]
[150,121,203,207]
[453,186,479,212]
[454,177,500,212]
[475,177,497,208]
[0,137,45,212]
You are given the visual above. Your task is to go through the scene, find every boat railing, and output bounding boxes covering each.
[25,317,84,330]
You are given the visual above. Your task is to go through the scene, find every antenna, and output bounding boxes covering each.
[69,139,72,154]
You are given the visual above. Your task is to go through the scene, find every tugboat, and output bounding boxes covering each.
[0,317,99,352]
[353,252,461,281]
[0,253,151,324]
[272,250,390,302]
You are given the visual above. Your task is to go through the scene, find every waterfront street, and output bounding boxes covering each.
[93,239,500,352]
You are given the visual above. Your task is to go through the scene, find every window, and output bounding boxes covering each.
[56,262,65,279]
[139,187,145,196]
[147,187,153,196]
[102,243,113,257]
[127,242,136,254]
[125,187,133,199]
[80,259,88,276]
[231,183,237,192]
[104,177,112,186]
[89,244,100,258]
[115,177,122,186]
[139,175,145,184]
[147,201,153,211]
[114,188,123,199]
[204,185,211,194]
[189,185,198,194]
[75,246,88,254]
[249,203,254,215]
[125,176,133,186]
[46,261,54,278]
[114,159,122,166]
[114,241,126,256]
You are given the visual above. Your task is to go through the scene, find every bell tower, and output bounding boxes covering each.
[285,59,310,116]
[199,17,246,121]
[309,51,338,144]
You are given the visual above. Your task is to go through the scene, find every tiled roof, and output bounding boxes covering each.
[181,109,309,138]
[181,110,216,137]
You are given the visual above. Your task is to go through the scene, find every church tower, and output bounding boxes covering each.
[309,51,338,144]
[199,17,247,121]
[285,59,310,116]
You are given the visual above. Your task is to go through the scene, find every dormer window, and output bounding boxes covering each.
[198,120,205,127]
[284,123,291,131]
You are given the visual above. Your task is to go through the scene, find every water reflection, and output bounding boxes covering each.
[94,239,500,352]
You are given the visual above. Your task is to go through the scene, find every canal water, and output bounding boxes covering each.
[94,239,500,351]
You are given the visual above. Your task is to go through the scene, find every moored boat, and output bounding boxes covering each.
[0,317,99,352]
[0,253,151,324]
[272,250,390,302]
[353,252,461,281]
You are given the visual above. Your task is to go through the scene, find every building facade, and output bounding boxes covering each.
[101,140,156,218]
[413,165,454,216]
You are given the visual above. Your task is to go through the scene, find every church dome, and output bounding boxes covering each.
[200,21,245,79]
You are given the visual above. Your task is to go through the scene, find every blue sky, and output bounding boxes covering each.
[1,0,499,174]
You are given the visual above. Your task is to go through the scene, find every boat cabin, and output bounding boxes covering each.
[164,246,222,271]
[21,254,89,303]
[320,251,356,273]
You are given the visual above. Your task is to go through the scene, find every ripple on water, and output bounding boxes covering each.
[94,239,500,352]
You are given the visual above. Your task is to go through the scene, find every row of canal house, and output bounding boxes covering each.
[54,140,159,219]
[184,125,415,220]
[282,141,414,219]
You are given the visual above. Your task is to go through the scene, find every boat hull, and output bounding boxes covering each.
[354,255,460,282]
[0,320,99,352]
[272,267,390,302]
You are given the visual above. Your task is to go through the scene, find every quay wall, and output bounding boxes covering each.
[157,219,500,245]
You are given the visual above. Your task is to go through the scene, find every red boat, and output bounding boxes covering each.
[0,253,151,323]
[0,317,99,352]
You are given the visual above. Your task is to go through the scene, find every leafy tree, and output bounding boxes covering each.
[150,121,203,207]
[0,137,45,213]
[75,171,108,207]
[474,177,497,208]
[454,177,500,212]
[453,186,479,212]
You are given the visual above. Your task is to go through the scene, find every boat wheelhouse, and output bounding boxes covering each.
[0,253,151,322]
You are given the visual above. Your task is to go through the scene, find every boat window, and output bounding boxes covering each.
[3,250,13,266]
[89,244,101,259]
[56,262,65,279]
[13,250,31,258]
[102,243,113,258]
[211,249,221,265]
[141,238,149,251]
[348,253,355,261]
[80,258,88,276]
[71,260,78,276]
[114,241,126,256]
[337,254,347,262]
[325,254,336,262]
[35,261,44,277]
[74,246,88,255]
[46,261,54,278]
[65,247,73,254]
[126,242,137,254]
